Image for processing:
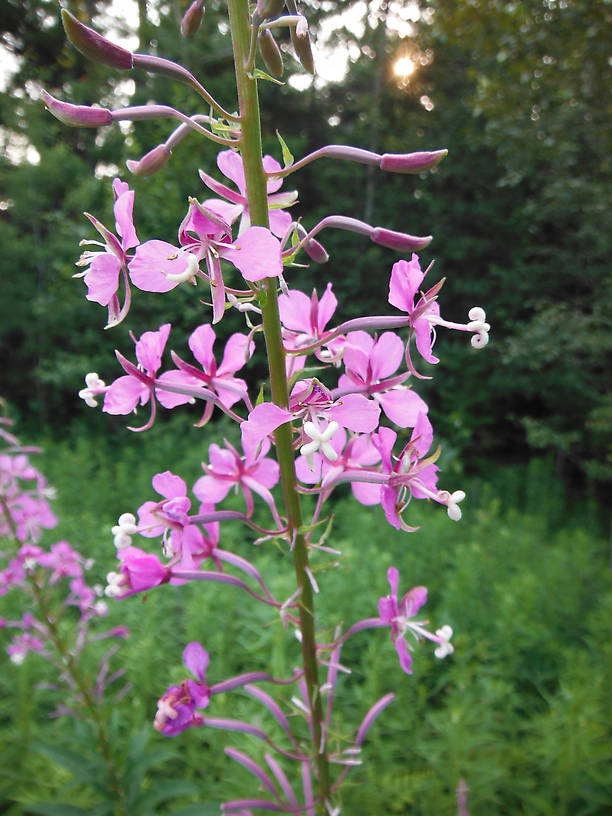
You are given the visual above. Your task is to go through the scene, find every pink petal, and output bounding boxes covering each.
[135,324,171,373]
[413,316,439,365]
[388,255,424,313]
[343,331,373,382]
[193,473,233,504]
[221,227,282,282]
[250,457,280,489]
[241,403,292,459]
[328,393,380,433]
[182,641,210,683]
[262,154,284,194]
[410,412,433,458]
[217,149,247,194]
[152,470,187,500]
[370,332,404,380]
[350,480,381,506]
[129,240,184,293]
[202,197,244,226]
[113,185,139,251]
[278,289,312,334]
[189,324,216,372]
[84,253,120,306]
[316,283,337,332]
[155,369,201,409]
[217,333,253,376]
[103,375,147,415]
[268,208,292,238]
[378,389,429,428]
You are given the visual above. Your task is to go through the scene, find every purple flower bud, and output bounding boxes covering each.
[255,0,286,22]
[290,24,315,75]
[42,90,112,127]
[181,0,205,38]
[126,144,172,176]
[304,237,329,264]
[258,29,283,79]
[61,9,133,70]
[380,150,448,174]
[371,227,432,251]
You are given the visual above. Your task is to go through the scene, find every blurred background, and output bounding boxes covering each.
[1,0,611,813]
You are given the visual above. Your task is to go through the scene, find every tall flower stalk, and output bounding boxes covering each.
[42,3,492,813]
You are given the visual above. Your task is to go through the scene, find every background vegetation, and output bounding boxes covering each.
[1,0,610,813]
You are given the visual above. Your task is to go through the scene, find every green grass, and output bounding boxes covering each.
[1,418,611,814]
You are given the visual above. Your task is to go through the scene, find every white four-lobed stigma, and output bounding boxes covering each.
[467,306,490,349]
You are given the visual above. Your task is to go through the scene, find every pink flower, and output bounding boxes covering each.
[154,642,211,736]
[193,439,280,523]
[240,378,380,462]
[103,323,171,429]
[156,323,253,419]
[135,470,210,568]
[372,414,465,530]
[7,632,46,665]
[279,283,345,373]
[337,330,428,427]
[378,566,453,673]
[75,178,139,326]
[129,198,282,323]
[389,255,490,374]
[200,149,297,238]
[105,546,171,598]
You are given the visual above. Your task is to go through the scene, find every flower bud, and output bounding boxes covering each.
[61,8,133,69]
[126,144,172,176]
[42,90,112,127]
[181,0,205,38]
[255,0,286,22]
[290,23,315,74]
[370,227,432,251]
[258,29,283,78]
[380,149,448,174]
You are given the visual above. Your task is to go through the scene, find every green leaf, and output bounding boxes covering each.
[252,68,285,85]
[25,804,93,816]
[32,742,102,786]
[275,130,294,168]
[135,780,200,812]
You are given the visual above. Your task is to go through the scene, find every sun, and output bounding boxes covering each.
[393,56,416,79]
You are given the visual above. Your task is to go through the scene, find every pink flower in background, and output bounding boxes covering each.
[378,566,453,674]
[200,149,297,237]
[154,641,211,736]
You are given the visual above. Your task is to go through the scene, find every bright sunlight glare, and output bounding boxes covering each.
[393,56,416,78]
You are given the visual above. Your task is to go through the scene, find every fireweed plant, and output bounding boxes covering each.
[42,2,491,813]
[0,412,131,808]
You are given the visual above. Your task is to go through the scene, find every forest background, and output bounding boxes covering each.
[0,0,611,813]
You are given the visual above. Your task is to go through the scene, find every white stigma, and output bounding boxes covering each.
[434,625,454,658]
[165,252,199,284]
[467,306,490,349]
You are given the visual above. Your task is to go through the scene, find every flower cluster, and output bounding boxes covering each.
[43,2,492,813]
[0,414,129,711]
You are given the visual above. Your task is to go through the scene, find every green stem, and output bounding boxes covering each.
[227,1,331,810]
